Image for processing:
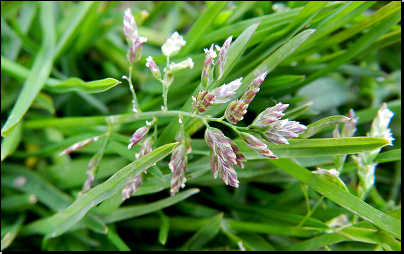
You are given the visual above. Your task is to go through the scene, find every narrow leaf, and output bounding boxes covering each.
[270,158,401,239]
[299,115,350,139]
[44,77,122,94]
[1,2,56,137]
[21,143,177,238]
[101,188,199,223]
[179,213,223,251]
[177,1,228,57]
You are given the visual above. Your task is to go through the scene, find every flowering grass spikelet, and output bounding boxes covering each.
[146,56,161,80]
[251,103,289,128]
[225,73,267,124]
[262,119,307,145]
[166,57,194,74]
[192,90,215,113]
[225,100,248,125]
[369,102,394,144]
[341,109,359,138]
[128,125,150,149]
[240,132,277,159]
[210,78,242,104]
[169,144,188,196]
[59,136,100,156]
[226,139,246,168]
[127,36,147,64]
[161,31,186,57]
[214,36,232,81]
[123,8,138,44]
[122,175,143,200]
[201,44,216,89]
[240,72,267,105]
[312,167,348,191]
[205,127,240,187]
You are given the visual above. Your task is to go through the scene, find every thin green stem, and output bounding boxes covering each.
[128,65,141,114]
[297,195,325,228]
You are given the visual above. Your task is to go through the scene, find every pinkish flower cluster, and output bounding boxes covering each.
[169,131,192,196]
[192,78,242,113]
[123,121,155,200]
[192,36,237,114]
[250,103,307,145]
[205,127,245,187]
[225,72,267,124]
[123,8,147,65]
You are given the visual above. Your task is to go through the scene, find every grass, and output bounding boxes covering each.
[1,1,401,251]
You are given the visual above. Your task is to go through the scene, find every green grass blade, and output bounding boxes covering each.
[375,149,401,163]
[158,211,170,245]
[1,2,56,137]
[106,227,131,251]
[192,137,390,158]
[176,1,228,57]
[226,220,317,238]
[1,164,107,236]
[269,158,401,239]
[54,1,96,60]
[101,188,200,223]
[179,213,223,250]
[277,9,401,97]
[299,115,350,139]
[1,214,26,251]
[284,233,348,251]
[1,194,37,211]
[21,143,177,238]
[1,121,22,161]
[44,77,122,94]
[234,233,276,251]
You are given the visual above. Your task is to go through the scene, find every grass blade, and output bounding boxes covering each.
[21,142,177,238]
[179,213,223,250]
[1,214,26,251]
[1,2,56,137]
[176,1,228,57]
[270,158,401,239]
[101,188,200,223]
[44,77,122,94]
[299,115,350,139]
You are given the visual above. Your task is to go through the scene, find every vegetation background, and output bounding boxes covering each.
[1,1,401,251]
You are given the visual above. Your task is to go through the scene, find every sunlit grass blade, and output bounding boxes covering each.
[284,233,348,251]
[1,121,22,161]
[101,188,199,223]
[54,1,96,60]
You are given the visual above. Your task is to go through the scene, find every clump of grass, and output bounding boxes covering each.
[1,1,401,251]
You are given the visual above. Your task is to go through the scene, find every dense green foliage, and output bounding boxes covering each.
[1,1,401,251]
